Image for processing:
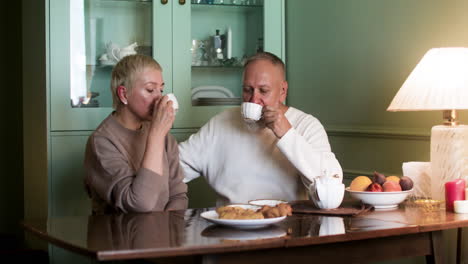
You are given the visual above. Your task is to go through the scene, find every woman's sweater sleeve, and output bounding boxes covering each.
[87,135,168,213]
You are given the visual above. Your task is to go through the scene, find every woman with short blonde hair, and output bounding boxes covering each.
[84,54,188,214]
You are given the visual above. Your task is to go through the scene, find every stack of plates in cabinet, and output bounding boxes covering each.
[191,85,241,106]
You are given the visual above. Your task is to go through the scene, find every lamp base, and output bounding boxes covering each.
[430,125,468,201]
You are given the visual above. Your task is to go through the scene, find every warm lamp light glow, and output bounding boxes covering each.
[387,47,468,201]
[388,48,468,111]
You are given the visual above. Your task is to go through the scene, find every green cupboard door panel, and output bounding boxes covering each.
[264,0,285,59]
[154,0,174,94]
[50,0,113,131]
[172,0,284,129]
[50,0,156,131]
[51,135,91,216]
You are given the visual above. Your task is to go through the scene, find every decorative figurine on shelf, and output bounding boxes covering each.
[99,42,138,65]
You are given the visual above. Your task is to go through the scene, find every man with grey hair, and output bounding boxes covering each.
[179,52,342,205]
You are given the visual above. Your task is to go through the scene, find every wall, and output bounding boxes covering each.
[286,1,468,263]
[1,1,24,245]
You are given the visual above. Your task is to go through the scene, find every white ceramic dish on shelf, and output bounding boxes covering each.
[191,85,235,99]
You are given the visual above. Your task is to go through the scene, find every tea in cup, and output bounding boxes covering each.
[241,102,262,122]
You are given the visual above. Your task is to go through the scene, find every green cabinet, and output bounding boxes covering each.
[50,0,284,131]
[24,0,285,222]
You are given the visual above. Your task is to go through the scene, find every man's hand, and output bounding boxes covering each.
[262,106,292,138]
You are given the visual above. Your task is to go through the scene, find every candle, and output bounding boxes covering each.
[445,179,466,212]
[454,200,468,214]
[227,27,232,59]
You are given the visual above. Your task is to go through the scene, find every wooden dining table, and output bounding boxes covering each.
[21,202,468,263]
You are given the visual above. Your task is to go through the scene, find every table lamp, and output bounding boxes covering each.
[387,47,468,201]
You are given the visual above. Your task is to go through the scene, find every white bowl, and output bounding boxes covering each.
[346,187,412,210]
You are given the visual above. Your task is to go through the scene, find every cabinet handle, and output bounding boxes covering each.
[161,0,168,4]
[179,0,186,4]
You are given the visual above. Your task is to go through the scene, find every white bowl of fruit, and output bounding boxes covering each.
[346,172,413,210]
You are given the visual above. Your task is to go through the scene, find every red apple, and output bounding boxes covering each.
[366,183,383,192]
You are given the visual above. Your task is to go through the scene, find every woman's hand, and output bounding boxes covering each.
[149,95,175,138]
[142,95,174,175]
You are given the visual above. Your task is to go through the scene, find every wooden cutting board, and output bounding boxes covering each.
[290,200,373,216]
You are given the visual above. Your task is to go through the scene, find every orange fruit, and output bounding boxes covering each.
[349,176,372,191]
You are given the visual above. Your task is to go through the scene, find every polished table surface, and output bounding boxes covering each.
[22,203,468,262]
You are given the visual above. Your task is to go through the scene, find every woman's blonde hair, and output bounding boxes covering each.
[110,54,162,109]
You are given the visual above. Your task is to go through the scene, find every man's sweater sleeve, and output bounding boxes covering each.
[276,115,343,182]
[178,118,214,183]
[165,135,188,210]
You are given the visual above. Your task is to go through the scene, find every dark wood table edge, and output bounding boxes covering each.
[21,221,98,260]
[21,220,427,262]
[188,232,436,264]
[21,210,468,263]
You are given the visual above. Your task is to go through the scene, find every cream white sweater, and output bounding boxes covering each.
[179,106,342,204]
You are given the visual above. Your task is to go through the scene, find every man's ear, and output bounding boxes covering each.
[117,86,128,105]
[280,80,288,103]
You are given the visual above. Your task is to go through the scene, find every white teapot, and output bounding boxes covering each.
[318,216,345,236]
[304,172,344,210]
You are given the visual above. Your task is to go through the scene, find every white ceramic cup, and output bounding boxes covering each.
[241,102,262,122]
[166,93,179,112]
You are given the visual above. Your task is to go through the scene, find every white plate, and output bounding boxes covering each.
[191,85,235,99]
[248,199,287,207]
[99,59,116,66]
[201,225,287,240]
[201,205,286,230]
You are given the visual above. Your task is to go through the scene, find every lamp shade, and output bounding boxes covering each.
[387,47,468,111]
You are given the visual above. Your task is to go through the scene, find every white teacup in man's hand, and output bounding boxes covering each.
[241,102,262,123]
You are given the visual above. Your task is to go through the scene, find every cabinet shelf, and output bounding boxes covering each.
[192,65,243,69]
[192,3,262,8]
[192,97,242,106]
[100,0,152,3]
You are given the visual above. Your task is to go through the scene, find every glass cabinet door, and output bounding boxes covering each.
[50,0,282,131]
[71,0,153,108]
[190,0,264,107]
[172,0,284,128]
[50,0,172,131]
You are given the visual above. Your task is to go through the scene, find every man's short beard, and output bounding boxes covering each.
[244,119,265,132]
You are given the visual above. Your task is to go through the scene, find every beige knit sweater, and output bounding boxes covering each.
[84,113,188,214]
